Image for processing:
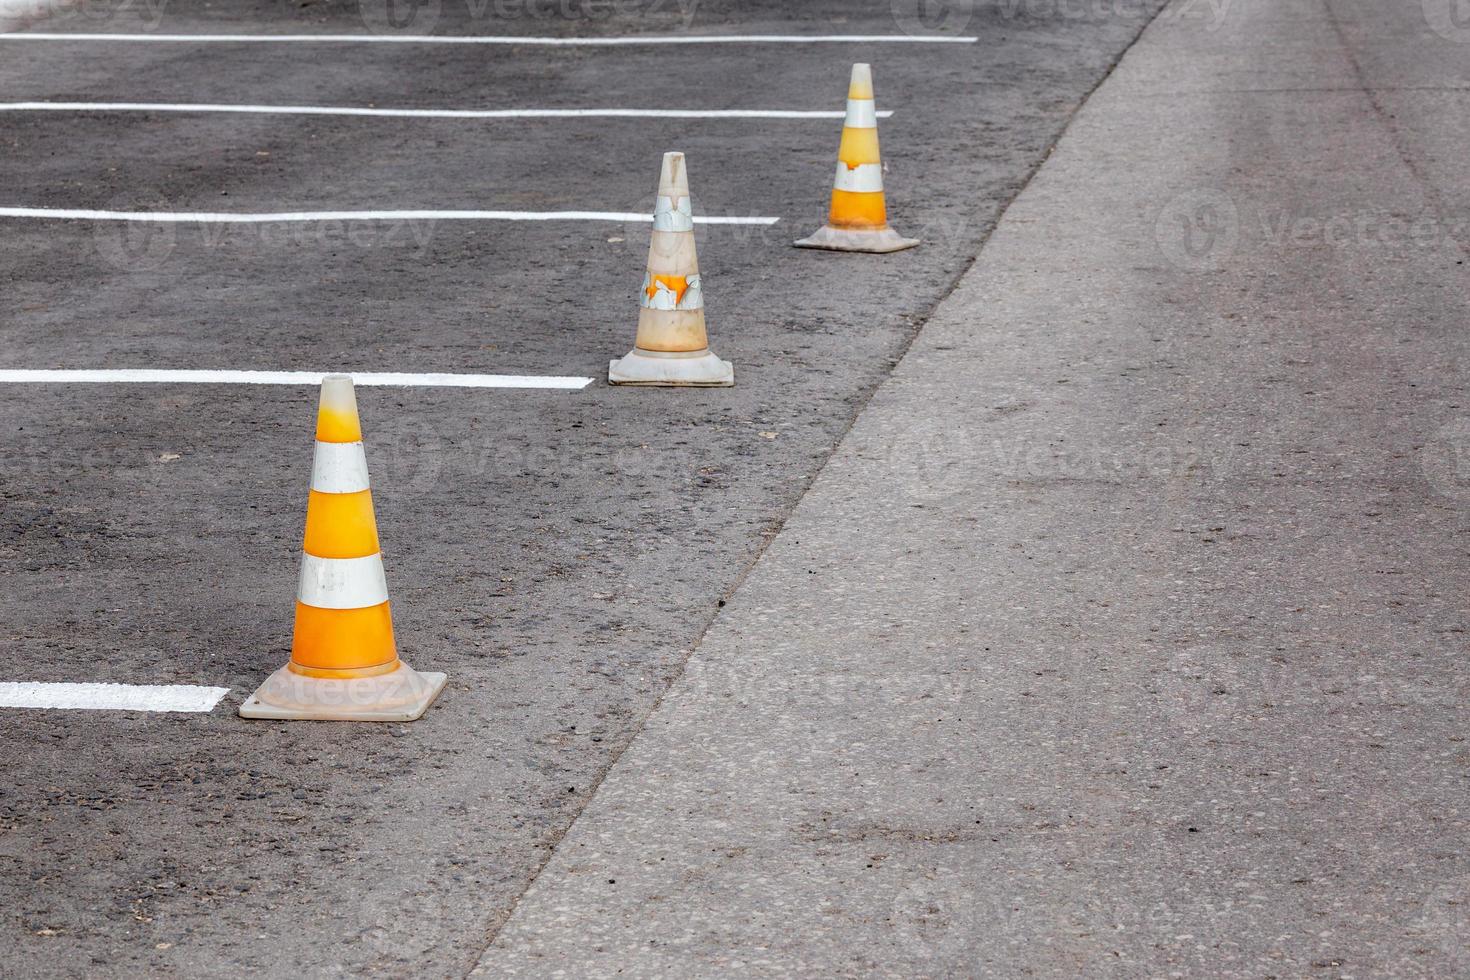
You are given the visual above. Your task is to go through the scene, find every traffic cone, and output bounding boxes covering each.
[240,374,446,722]
[609,151,734,387]
[794,63,919,254]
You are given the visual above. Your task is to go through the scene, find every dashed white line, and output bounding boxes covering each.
[0,682,230,712]
[0,32,979,45]
[0,370,594,389]
[0,207,781,225]
[0,102,893,120]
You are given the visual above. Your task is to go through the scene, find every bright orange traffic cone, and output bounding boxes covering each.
[609,151,734,386]
[795,63,919,254]
[240,374,446,722]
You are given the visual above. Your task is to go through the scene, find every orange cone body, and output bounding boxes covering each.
[609,151,735,386]
[794,64,920,254]
[240,375,446,722]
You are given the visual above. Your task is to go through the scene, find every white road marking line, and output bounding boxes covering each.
[0,682,229,712]
[0,102,893,120]
[0,370,594,389]
[0,32,978,45]
[0,207,780,225]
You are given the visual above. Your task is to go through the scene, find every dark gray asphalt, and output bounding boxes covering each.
[0,2,1164,976]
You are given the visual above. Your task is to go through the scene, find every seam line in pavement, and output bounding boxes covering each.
[458,3,1175,973]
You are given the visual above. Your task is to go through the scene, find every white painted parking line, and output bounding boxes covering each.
[0,102,893,121]
[0,370,594,389]
[0,32,978,45]
[0,682,229,712]
[0,207,780,225]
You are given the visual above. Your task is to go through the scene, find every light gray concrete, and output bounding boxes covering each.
[474,0,1470,975]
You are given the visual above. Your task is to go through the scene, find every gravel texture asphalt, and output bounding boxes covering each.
[0,1,1167,976]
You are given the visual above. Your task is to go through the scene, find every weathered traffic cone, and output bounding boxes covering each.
[609,151,735,387]
[240,374,446,722]
[794,63,919,254]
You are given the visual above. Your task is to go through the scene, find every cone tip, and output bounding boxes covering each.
[658,150,689,198]
[848,63,874,100]
[316,374,362,443]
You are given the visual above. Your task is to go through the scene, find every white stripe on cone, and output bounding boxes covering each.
[844,99,878,128]
[834,162,885,193]
[297,552,390,609]
[310,441,371,494]
[652,195,695,233]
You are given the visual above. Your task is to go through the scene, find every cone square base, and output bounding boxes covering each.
[239,661,446,722]
[793,224,920,254]
[609,348,734,387]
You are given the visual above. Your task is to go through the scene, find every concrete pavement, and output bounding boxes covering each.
[474,0,1470,975]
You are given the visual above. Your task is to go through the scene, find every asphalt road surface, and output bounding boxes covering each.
[0,1,1167,977]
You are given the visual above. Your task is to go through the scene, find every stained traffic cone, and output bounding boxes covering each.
[240,374,446,722]
[609,151,734,387]
[794,63,919,254]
